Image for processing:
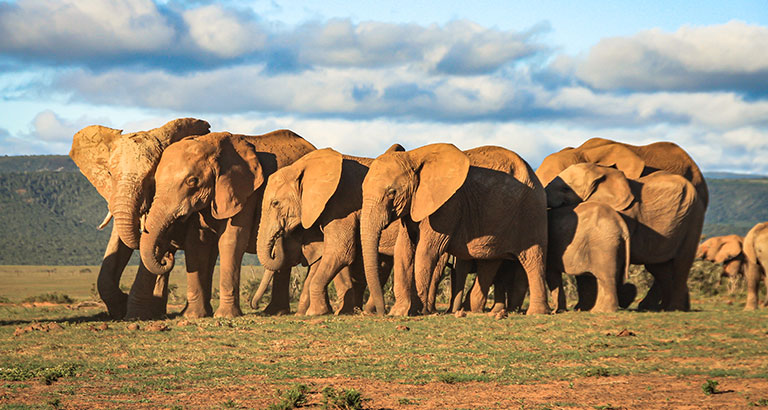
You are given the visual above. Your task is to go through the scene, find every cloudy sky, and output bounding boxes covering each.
[1,0,767,174]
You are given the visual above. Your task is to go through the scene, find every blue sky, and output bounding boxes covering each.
[1,0,768,173]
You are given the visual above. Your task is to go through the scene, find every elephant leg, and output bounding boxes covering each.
[723,260,743,295]
[468,259,503,312]
[305,254,347,316]
[637,276,663,311]
[592,270,619,313]
[450,259,471,313]
[332,266,357,315]
[184,227,217,318]
[744,261,763,310]
[575,275,597,311]
[491,270,507,313]
[644,261,682,311]
[507,261,529,313]
[389,224,417,316]
[413,229,449,315]
[97,226,133,319]
[296,265,316,315]
[125,262,170,320]
[426,253,449,314]
[264,267,292,315]
[364,256,393,313]
[518,244,550,315]
[545,264,566,313]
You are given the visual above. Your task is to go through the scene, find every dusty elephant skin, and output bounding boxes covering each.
[139,130,315,318]
[536,137,709,207]
[546,163,706,311]
[69,118,211,320]
[697,234,745,294]
[360,144,549,316]
[743,222,768,310]
[256,146,449,316]
[546,202,637,313]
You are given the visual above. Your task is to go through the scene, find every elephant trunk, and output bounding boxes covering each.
[139,202,176,275]
[110,176,144,250]
[361,203,387,315]
[250,269,275,309]
[256,212,286,271]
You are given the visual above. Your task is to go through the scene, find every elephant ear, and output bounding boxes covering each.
[583,144,646,180]
[210,133,264,219]
[298,148,343,229]
[714,237,743,264]
[410,143,470,222]
[149,117,211,146]
[583,165,635,211]
[69,125,124,201]
[385,143,406,153]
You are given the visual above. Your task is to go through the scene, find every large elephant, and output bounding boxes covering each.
[697,234,745,294]
[545,163,706,311]
[536,137,708,206]
[743,222,768,310]
[256,147,449,315]
[360,144,549,316]
[69,118,212,319]
[139,131,315,317]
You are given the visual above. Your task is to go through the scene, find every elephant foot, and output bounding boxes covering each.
[104,293,129,320]
[618,284,637,309]
[305,303,332,316]
[388,302,413,316]
[590,304,618,313]
[525,303,550,315]
[744,303,758,311]
[184,302,212,319]
[214,304,243,318]
[363,301,376,314]
[264,303,290,316]
[490,302,506,314]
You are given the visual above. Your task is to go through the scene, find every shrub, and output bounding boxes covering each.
[22,293,74,304]
[702,379,719,395]
[321,386,365,410]
[267,384,309,410]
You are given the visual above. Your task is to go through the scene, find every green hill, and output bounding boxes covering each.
[0,155,766,264]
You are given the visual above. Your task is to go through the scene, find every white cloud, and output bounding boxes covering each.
[568,21,768,92]
[0,0,175,58]
[182,5,267,58]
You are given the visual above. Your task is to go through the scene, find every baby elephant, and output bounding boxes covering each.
[547,202,637,312]
[696,234,745,294]
[489,201,636,313]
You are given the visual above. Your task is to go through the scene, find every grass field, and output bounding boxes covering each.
[1,265,768,409]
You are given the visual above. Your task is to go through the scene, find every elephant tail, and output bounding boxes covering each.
[618,224,636,309]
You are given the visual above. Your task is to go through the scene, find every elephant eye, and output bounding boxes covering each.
[271,199,279,208]
[386,188,396,198]
[186,176,198,187]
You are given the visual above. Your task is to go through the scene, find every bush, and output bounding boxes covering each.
[267,384,309,410]
[321,386,365,410]
[22,293,74,304]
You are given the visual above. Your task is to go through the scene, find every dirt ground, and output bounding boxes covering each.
[4,374,768,409]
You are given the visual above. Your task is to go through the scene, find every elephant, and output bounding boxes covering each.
[139,130,316,318]
[256,146,450,315]
[697,234,745,294]
[536,137,708,207]
[360,144,550,316]
[545,163,706,311]
[462,202,636,313]
[69,118,213,319]
[743,222,768,310]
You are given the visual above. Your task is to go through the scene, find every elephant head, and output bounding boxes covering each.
[69,118,211,249]
[536,139,646,187]
[360,143,470,314]
[140,132,264,275]
[697,235,743,264]
[545,163,635,211]
[257,148,343,271]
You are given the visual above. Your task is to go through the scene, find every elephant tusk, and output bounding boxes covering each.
[140,213,148,234]
[97,211,113,230]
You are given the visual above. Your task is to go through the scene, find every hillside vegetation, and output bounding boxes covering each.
[0,155,766,264]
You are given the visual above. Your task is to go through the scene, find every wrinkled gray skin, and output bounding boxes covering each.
[69,118,211,319]
[139,131,316,318]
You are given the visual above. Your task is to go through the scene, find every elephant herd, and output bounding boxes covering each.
[67,118,767,321]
